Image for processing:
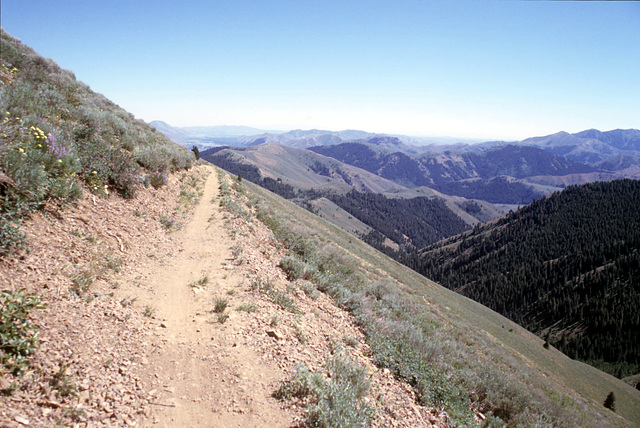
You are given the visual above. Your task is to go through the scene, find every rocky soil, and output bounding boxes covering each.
[1,164,448,427]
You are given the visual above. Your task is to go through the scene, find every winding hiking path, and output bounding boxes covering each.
[137,171,291,427]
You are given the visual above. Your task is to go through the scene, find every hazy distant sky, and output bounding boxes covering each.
[1,1,638,140]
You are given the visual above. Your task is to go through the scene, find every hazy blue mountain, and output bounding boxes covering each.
[148,121,275,147]
[235,129,379,148]
[520,128,640,166]
[153,120,640,174]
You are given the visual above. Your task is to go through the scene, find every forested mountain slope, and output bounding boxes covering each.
[406,179,640,378]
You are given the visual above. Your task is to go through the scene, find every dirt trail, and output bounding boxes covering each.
[1,165,439,427]
[136,171,291,427]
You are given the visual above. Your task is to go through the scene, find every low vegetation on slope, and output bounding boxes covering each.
[0,29,194,255]
[215,169,640,427]
[406,180,640,380]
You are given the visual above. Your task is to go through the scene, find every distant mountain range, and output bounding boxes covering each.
[149,121,277,146]
[150,121,485,151]
[155,121,640,186]
[152,120,639,166]
[310,143,596,201]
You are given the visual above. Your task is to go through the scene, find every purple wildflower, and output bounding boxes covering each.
[46,133,66,159]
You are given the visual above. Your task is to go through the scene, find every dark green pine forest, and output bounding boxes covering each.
[405,179,640,378]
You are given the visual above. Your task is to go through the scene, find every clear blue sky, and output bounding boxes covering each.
[2,1,638,140]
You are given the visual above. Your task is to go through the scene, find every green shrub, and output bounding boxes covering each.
[143,172,167,189]
[236,303,259,313]
[0,289,47,376]
[159,215,180,231]
[70,270,93,297]
[251,277,273,292]
[269,290,299,314]
[219,195,251,221]
[275,363,324,400]
[190,274,209,288]
[300,281,321,300]
[275,353,374,428]
[279,255,310,280]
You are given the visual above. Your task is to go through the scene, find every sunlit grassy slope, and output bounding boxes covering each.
[226,171,640,427]
[210,143,406,193]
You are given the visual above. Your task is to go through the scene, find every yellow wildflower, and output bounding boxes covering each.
[57,159,62,163]
[18,148,24,153]
[92,171,97,175]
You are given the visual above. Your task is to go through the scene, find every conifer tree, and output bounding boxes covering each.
[603,391,616,412]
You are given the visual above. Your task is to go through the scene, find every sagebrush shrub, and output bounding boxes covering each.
[275,354,374,428]
[0,289,47,376]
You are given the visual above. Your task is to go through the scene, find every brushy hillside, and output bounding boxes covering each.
[0,29,194,255]
[406,180,640,380]
[218,170,640,426]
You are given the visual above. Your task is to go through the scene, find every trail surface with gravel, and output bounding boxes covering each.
[133,171,292,427]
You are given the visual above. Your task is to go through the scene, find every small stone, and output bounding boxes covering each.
[266,330,282,340]
[160,323,167,328]
[14,416,30,425]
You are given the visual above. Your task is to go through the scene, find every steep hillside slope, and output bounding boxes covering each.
[406,180,640,379]
[0,30,194,255]
[226,171,640,426]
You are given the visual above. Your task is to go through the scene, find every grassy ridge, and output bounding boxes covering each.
[0,29,194,254]
[216,167,640,427]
